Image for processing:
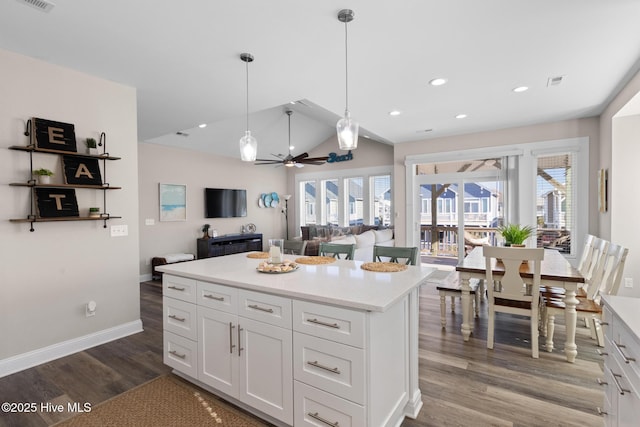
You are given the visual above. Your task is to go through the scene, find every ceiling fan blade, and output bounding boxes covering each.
[302,156,329,162]
[292,152,309,162]
[254,161,283,165]
[299,160,326,165]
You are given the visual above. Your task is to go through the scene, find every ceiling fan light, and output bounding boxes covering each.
[337,111,359,150]
[239,130,257,161]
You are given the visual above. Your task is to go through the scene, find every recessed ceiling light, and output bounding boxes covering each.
[416,129,433,133]
[513,86,529,93]
[455,114,467,119]
[429,78,448,86]
[389,110,402,116]
[363,135,371,139]
[198,123,207,128]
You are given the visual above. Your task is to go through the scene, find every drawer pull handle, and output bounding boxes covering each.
[609,368,631,395]
[248,304,274,313]
[307,360,341,374]
[596,407,608,416]
[596,349,608,357]
[598,321,609,326]
[238,324,244,356]
[168,285,185,291]
[596,378,608,387]
[307,318,340,329]
[168,314,186,322]
[308,412,339,427]
[229,322,236,354]
[613,341,637,363]
[204,294,225,301]
[169,350,186,359]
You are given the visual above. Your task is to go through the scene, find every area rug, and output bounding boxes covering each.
[53,375,267,426]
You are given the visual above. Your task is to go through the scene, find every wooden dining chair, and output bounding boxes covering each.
[542,242,628,349]
[483,245,545,358]
[372,245,419,265]
[283,239,307,255]
[319,242,355,260]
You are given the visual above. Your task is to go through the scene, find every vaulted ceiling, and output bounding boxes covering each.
[2,0,640,160]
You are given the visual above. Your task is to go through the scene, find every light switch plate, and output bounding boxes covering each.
[110,225,128,237]
[145,218,155,226]
[624,277,633,288]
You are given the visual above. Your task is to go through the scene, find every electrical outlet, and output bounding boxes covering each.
[624,277,633,288]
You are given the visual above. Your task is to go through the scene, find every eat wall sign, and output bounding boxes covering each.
[31,117,77,152]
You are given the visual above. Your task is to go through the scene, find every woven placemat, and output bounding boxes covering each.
[361,262,408,272]
[53,375,266,427]
[295,256,336,265]
[246,251,269,259]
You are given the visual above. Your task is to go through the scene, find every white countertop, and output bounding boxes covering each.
[157,253,435,312]
[601,294,640,337]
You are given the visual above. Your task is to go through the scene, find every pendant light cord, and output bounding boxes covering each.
[245,59,250,131]
[344,20,349,113]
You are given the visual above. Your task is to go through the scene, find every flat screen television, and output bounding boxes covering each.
[205,188,247,218]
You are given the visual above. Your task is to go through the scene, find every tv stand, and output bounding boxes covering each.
[197,233,262,259]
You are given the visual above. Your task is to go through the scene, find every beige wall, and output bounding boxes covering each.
[392,117,600,246]
[0,49,140,366]
[138,142,287,278]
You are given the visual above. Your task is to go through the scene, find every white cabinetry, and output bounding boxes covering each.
[598,296,640,426]
[163,277,294,425]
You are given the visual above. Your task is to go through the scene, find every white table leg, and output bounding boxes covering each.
[460,272,472,341]
[563,283,579,363]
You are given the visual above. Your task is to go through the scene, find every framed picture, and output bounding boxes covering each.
[598,168,608,213]
[159,183,186,221]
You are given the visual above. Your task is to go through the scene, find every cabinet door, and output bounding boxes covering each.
[197,306,239,398]
[239,317,293,425]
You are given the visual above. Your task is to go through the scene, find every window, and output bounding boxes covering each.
[296,167,392,228]
[535,153,573,253]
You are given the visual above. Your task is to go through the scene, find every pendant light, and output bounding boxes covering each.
[336,9,359,150]
[239,53,257,161]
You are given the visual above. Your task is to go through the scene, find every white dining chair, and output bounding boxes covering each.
[543,242,628,349]
[483,245,545,358]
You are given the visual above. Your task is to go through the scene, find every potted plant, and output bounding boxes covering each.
[202,224,211,238]
[497,224,535,247]
[85,137,98,155]
[33,168,54,185]
[88,207,101,218]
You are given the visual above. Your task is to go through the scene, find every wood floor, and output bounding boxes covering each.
[0,281,605,427]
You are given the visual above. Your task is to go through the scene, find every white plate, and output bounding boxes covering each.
[258,198,265,208]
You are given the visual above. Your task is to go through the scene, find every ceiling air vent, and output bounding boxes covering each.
[175,131,189,137]
[547,75,565,87]
[15,0,55,12]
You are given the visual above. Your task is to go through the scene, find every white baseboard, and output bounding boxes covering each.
[140,273,153,282]
[0,319,143,378]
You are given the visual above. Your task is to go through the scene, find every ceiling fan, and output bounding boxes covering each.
[254,110,328,167]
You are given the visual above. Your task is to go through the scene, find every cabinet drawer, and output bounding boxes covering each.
[163,275,197,303]
[197,282,238,314]
[294,381,365,427]
[294,332,365,405]
[163,297,197,340]
[239,289,291,328]
[293,300,365,348]
[164,331,197,378]
[612,322,640,394]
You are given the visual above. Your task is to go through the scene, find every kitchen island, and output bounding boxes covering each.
[158,253,434,427]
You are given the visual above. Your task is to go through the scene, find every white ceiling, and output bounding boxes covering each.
[2,0,640,161]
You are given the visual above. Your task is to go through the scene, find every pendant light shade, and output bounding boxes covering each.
[337,9,359,150]
[239,53,257,161]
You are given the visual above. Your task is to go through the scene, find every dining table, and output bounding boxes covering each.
[456,246,585,363]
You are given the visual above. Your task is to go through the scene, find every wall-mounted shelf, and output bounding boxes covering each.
[9,128,122,231]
